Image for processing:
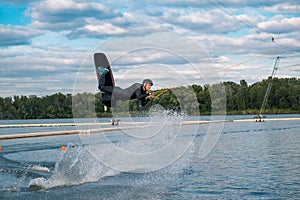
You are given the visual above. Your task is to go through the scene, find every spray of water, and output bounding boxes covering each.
[28,109,196,190]
[28,144,118,190]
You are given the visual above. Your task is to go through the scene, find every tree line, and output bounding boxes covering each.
[0,77,299,119]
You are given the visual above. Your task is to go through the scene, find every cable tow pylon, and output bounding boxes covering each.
[257,56,280,122]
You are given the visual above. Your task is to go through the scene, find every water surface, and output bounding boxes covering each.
[0,115,299,199]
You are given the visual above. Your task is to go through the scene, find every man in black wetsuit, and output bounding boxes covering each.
[97,67,154,108]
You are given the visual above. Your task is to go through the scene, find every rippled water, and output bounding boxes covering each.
[0,115,299,199]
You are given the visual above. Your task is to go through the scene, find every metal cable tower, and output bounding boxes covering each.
[258,56,280,118]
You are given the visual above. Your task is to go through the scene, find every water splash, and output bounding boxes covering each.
[3,171,28,192]
[80,107,197,173]
[28,144,118,190]
[28,109,197,190]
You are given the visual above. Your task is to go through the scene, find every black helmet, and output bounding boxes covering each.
[142,79,153,86]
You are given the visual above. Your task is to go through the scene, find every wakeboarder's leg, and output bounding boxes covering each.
[96,68,113,108]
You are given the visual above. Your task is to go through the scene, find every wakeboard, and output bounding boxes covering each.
[94,53,115,107]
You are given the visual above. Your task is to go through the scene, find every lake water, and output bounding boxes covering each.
[0,114,299,199]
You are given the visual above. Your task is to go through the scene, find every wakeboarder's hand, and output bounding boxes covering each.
[149,93,155,99]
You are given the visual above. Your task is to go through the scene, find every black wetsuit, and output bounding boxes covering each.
[98,76,150,107]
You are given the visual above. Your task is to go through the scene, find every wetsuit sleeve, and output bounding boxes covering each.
[134,86,150,106]
[136,91,148,100]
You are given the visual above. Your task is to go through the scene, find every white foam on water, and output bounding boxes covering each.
[2,187,21,192]
[27,165,50,173]
[28,144,119,190]
[28,177,49,190]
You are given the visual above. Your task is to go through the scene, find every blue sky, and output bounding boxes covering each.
[0,0,299,97]
[0,3,30,25]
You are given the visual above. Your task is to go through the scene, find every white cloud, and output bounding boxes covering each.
[112,12,141,26]
[27,0,121,31]
[79,23,125,35]
[162,9,244,33]
[28,0,120,21]
[0,25,42,46]
[0,0,299,96]
[262,3,300,14]
[258,16,300,33]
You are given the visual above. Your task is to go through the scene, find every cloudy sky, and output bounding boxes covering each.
[0,0,299,97]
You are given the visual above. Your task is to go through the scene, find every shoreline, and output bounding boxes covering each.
[0,117,299,140]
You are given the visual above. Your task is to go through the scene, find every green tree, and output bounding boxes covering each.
[0,78,299,119]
